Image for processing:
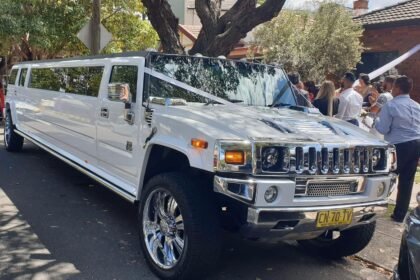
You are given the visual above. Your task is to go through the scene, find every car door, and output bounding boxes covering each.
[96,58,145,194]
[15,67,29,124]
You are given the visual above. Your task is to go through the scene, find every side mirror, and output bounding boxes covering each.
[108,83,132,103]
[108,83,135,125]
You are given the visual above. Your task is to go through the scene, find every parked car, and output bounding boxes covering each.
[4,52,398,280]
[0,79,5,122]
[394,192,420,280]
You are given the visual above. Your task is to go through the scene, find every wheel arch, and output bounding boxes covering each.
[137,144,191,200]
[5,102,17,126]
[137,143,214,200]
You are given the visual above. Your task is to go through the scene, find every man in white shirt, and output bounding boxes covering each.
[336,72,363,126]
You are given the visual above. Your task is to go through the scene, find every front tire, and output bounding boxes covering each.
[298,222,376,259]
[4,109,23,152]
[139,172,221,280]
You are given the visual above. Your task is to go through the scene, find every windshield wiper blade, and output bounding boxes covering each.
[205,98,243,106]
[228,99,244,103]
[270,103,292,108]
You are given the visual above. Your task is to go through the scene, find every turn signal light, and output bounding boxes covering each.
[191,138,208,149]
[225,151,245,165]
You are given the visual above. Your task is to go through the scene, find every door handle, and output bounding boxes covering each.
[100,107,109,118]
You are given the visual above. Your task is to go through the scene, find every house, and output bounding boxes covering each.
[354,0,420,102]
[167,0,258,58]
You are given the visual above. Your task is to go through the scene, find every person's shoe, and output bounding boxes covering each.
[391,214,404,223]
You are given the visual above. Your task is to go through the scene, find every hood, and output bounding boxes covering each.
[153,104,387,146]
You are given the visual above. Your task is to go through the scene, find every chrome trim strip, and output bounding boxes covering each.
[15,130,136,203]
[250,200,388,213]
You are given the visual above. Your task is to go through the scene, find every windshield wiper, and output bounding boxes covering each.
[205,98,243,106]
[270,103,292,108]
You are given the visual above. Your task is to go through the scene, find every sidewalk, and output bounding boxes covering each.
[0,187,79,280]
[356,182,420,272]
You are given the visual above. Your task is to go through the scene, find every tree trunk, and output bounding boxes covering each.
[141,0,185,54]
[0,56,8,76]
[141,0,286,57]
[190,0,287,56]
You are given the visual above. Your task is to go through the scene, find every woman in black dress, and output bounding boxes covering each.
[312,80,340,117]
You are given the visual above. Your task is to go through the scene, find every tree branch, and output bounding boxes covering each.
[191,0,286,56]
[141,0,184,54]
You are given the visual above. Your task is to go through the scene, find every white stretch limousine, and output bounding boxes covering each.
[5,52,397,280]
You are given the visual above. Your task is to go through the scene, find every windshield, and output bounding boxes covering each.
[145,54,297,107]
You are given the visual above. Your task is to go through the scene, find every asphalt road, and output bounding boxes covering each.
[0,127,388,280]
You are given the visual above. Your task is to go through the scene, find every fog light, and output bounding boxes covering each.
[377,182,386,197]
[264,186,278,203]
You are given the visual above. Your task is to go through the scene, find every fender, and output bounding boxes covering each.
[5,102,18,127]
[137,134,215,199]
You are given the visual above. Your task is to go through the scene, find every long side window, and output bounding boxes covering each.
[109,65,138,102]
[66,67,104,97]
[18,68,28,87]
[9,69,18,85]
[29,68,62,91]
[29,66,104,97]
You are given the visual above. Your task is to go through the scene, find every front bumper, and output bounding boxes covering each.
[214,174,396,239]
[243,201,387,239]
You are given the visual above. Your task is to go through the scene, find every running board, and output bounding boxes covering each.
[15,130,136,203]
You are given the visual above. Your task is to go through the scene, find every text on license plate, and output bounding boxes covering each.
[316,209,353,228]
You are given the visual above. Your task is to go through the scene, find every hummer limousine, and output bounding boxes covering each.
[4,52,397,280]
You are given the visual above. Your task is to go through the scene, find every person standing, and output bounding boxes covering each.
[369,75,396,115]
[336,72,363,126]
[375,75,420,222]
[288,72,310,107]
[313,81,340,117]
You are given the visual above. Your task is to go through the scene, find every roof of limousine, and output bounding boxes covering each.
[15,51,152,65]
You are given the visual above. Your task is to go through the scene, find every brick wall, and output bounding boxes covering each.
[361,25,420,103]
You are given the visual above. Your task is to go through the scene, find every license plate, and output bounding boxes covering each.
[316,209,353,228]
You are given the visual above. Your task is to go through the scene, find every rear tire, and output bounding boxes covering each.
[4,109,23,152]
[298,222,376,259]
[139,172,221,280]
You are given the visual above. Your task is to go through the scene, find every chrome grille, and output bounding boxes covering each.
[257,145,389,175]
[295,177,364,197]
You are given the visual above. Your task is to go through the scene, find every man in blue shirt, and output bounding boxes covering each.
[375,75,420,222]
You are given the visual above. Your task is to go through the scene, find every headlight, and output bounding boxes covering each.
[261,146,290,172]
[371,148,386,171]
[387,146,397,172]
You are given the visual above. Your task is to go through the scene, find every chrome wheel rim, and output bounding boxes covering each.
[4,112,12,146]
[143,189,185,269]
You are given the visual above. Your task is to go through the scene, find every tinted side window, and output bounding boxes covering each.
[66,67,103,97]
[18,68,28,87]
[9,69,18,85]
[29,67,104,97]
[144,74,207,103]
[29,68,62,91]
[109,65,138,102]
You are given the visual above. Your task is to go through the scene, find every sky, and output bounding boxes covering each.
[284,0,401,11]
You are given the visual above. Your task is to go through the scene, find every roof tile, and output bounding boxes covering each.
[354,0,420,26]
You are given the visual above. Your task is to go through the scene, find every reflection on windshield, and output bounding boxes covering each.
[148,54,297,107]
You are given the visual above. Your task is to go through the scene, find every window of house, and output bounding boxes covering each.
[109,65,138,102]
[18,68,28,87]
